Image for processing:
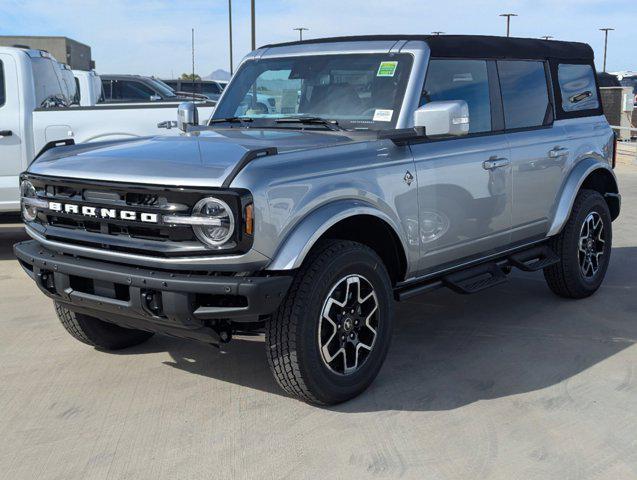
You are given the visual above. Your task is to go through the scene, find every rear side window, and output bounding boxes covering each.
[423,59,492,133]
[0,60,5,107]
[558,64,599,112]
[498,61,551,130]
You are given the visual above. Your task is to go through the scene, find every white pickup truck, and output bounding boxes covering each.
[0,47,215,212]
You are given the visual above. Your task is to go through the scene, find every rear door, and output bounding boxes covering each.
[498,60,568,243]
[0,53,25,211]
[410,59,512,272]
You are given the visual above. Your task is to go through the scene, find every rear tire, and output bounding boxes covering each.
[543,189,612,299]
[265,240,394,405]
[55,302,154,350]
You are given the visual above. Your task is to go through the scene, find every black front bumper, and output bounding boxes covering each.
[14,240,292,343]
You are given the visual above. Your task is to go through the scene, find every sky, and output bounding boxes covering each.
[1,0,635,78]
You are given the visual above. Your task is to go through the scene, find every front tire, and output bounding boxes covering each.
[55,302,154,350]
[544,189,612,299]
[265,240,394,405]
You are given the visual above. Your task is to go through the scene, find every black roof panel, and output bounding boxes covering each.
[261,35,594,61]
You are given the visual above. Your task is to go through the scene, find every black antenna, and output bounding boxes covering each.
[191,28,195,102]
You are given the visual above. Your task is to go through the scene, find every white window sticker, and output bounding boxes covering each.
[373,109,394,122]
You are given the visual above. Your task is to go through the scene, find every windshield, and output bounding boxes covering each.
[213,53,413,130]
[148,78,177,98]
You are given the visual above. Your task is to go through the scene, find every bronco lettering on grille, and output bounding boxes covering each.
[48,201,159,223]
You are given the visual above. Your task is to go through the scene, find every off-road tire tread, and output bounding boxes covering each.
[54,302,154,350]
[266,240,377,405]
[543,189,610,299]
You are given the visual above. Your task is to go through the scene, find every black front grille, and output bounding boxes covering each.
[25,175,252,257]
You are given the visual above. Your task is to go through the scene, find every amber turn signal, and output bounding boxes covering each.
[244,203,254,235]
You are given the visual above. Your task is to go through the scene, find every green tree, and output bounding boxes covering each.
[180,73,201,81]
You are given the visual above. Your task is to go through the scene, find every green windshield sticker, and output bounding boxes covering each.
[377,61,398,77]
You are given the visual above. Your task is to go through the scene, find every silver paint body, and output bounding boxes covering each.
[26,39,618,282]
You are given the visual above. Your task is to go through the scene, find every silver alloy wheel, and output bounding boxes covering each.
[578,211,605,278]
[318,274,379,375]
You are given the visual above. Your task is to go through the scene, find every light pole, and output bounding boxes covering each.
[599,28,614,72]
[431,31,445,36]
[541,35,553,40]
[228,0,233,74]
[293,27,309,41]
[499,13,517,37]
[251,0,256,51]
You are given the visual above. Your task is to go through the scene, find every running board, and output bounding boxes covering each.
[442,263,507,295]
[507,245,559,272]
[395,243,559,301]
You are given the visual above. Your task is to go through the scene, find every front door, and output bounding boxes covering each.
[411,59,512,273]
[0,53,24,211]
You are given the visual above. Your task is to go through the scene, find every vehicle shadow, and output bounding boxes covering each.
[0,214,28,261]
[131,246,635,411]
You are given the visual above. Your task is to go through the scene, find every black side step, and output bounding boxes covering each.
[442,263,507,295]
[394,243,561,301]
[507,246,559,272]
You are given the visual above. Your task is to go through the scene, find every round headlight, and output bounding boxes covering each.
[20,180,38,222]
[192,197,235,247]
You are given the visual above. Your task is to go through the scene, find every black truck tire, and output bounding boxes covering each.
[544,189,612,299]
[265,240,394,405]
[55,302,154,350]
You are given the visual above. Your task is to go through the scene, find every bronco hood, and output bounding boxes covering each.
[29,129,356,187]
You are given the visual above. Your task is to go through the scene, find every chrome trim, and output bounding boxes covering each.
[162,215,223,226]
[24,224,270,271]
[22,197,50,209]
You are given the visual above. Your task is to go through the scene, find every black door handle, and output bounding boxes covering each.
[0,130,12,137]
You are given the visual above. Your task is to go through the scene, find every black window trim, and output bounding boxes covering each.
[0,59,5,108]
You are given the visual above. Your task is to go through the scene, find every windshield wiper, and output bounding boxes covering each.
[275,116,343,131]
[208,117,254,126]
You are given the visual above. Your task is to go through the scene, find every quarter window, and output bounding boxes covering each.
[498,61,551,129]
[423,59,492,133]
[0,60,5,107]
[558,64,599,112]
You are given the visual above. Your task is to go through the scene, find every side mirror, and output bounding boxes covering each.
[177,102,199,132]
[149,94,162,102]
[414,100,469,137]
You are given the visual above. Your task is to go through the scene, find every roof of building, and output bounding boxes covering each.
[261,35,594,61]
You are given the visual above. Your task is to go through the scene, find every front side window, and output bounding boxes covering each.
[498,60,551,129]
[422,59,492,134]
[117,80,156,101]
[202,82,222,95]
[0,60,5,107]
[214,53,414,130]
[558,64,600,112]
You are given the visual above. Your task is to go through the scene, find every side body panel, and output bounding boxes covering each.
[507,124,571,243]
[0,51,34,212]
[233,140,421,277]
[31,104,216,154]
[410,135,512,273]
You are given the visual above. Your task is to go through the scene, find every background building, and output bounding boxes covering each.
[0,35,93,69]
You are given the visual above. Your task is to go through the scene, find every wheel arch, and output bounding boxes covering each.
[547,158,620,237]
[266,201,409,285]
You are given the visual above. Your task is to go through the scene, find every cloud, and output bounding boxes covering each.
[1,0,634,76]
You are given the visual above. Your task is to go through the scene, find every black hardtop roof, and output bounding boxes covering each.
[260,35,594,61]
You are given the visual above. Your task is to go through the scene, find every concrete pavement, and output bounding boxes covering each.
[0,167,636,480]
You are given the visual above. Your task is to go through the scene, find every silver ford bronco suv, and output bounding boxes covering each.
[15,35,621,405]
